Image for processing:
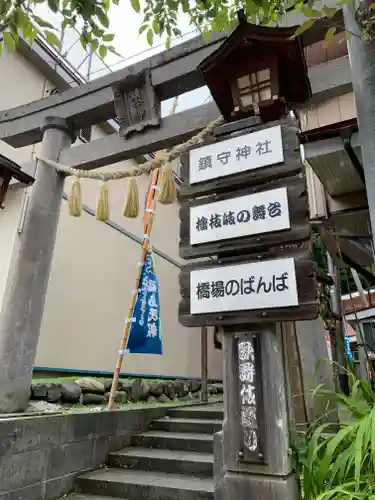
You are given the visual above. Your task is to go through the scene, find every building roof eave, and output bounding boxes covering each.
[346,306,375,322]
[0,154,34,185]
[299,117,358,144]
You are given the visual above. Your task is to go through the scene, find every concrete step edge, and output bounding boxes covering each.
[76,469,214,492]
[166,412,223,420]
[133,431,214,440]
[66,495,128,500]
[108,447,214,463]
[152,417,222,424]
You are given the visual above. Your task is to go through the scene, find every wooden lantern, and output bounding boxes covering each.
[0,155,34,209]
[198,12,311,123]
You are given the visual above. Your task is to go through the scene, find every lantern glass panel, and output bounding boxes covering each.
[235,67,272,112]
[237,75,251,89]
[260,87,272,101]
[241,94,254,106]
[258,69,270,82]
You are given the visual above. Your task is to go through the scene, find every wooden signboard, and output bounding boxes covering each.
[179,118,301,198]
[179,246,318,327]
[236,332,265,463]
[179,176,309,259]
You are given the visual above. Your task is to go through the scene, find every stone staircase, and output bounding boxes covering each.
[68,404,223,500]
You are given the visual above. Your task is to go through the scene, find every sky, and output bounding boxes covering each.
[35,1,211,115]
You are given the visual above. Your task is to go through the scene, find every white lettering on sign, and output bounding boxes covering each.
[190,187,290,246]
[189,125,284,185]
[237,337,258,454]
[190,257,298,315]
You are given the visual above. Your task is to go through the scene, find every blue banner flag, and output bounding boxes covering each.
[126,252,163,355]
[344,320,353,361]
[345,335,353,361]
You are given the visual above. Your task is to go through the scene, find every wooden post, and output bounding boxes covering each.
[216,324,297,500]
[0,116,75,412]
[201,326,208,402]
[178,116,317,500]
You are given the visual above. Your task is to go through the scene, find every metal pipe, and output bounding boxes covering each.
[327,252,348,393]
[201,327,208,403]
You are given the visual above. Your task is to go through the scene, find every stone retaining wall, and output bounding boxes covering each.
[28,378,223,412]
[0,406,168,500]
[29,378,206,408]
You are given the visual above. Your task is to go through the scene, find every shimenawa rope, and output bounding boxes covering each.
[36,115,224,181]
[35,114,224,221]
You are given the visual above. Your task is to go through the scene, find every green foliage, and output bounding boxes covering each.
[0,0,119,58]
[137,0,375,47]
[294,376,375,499]
[1,0,374,57]
[138,0,285,46]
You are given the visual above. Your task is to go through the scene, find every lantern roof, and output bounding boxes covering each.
[0,154,34,185]
[198,19,312,121]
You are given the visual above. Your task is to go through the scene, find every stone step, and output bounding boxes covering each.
[107,447,214,477]
[150,417,222,434]
[167,405,223,421]
[76,468,214,500]
[131,430,214,453]
[66,495,125,500]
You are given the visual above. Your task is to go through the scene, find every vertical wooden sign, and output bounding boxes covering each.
[237,332,264,462]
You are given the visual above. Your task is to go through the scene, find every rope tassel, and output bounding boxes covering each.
[68,177,82,217]
[96,181,110,221]
[34,115,225,218]
[158,162,176,205]
[123,177,140,218]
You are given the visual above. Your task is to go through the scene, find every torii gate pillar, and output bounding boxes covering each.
[0,116,75,412]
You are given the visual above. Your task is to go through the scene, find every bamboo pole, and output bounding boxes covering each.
[107,188,158,409]
[107,97,179,409]
[144,169,159,233]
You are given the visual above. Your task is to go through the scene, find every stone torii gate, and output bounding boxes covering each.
[0,13,348,413]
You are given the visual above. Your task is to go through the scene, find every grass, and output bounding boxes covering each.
[32,375,168,384]
[294,376,375,499]
[33,376,84,383]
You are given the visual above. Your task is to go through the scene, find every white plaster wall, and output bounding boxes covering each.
[0,47,52,310]
[0,47,49,165]
[36,126,222,379]
[36,206,221,378]
[0,187,25,310]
